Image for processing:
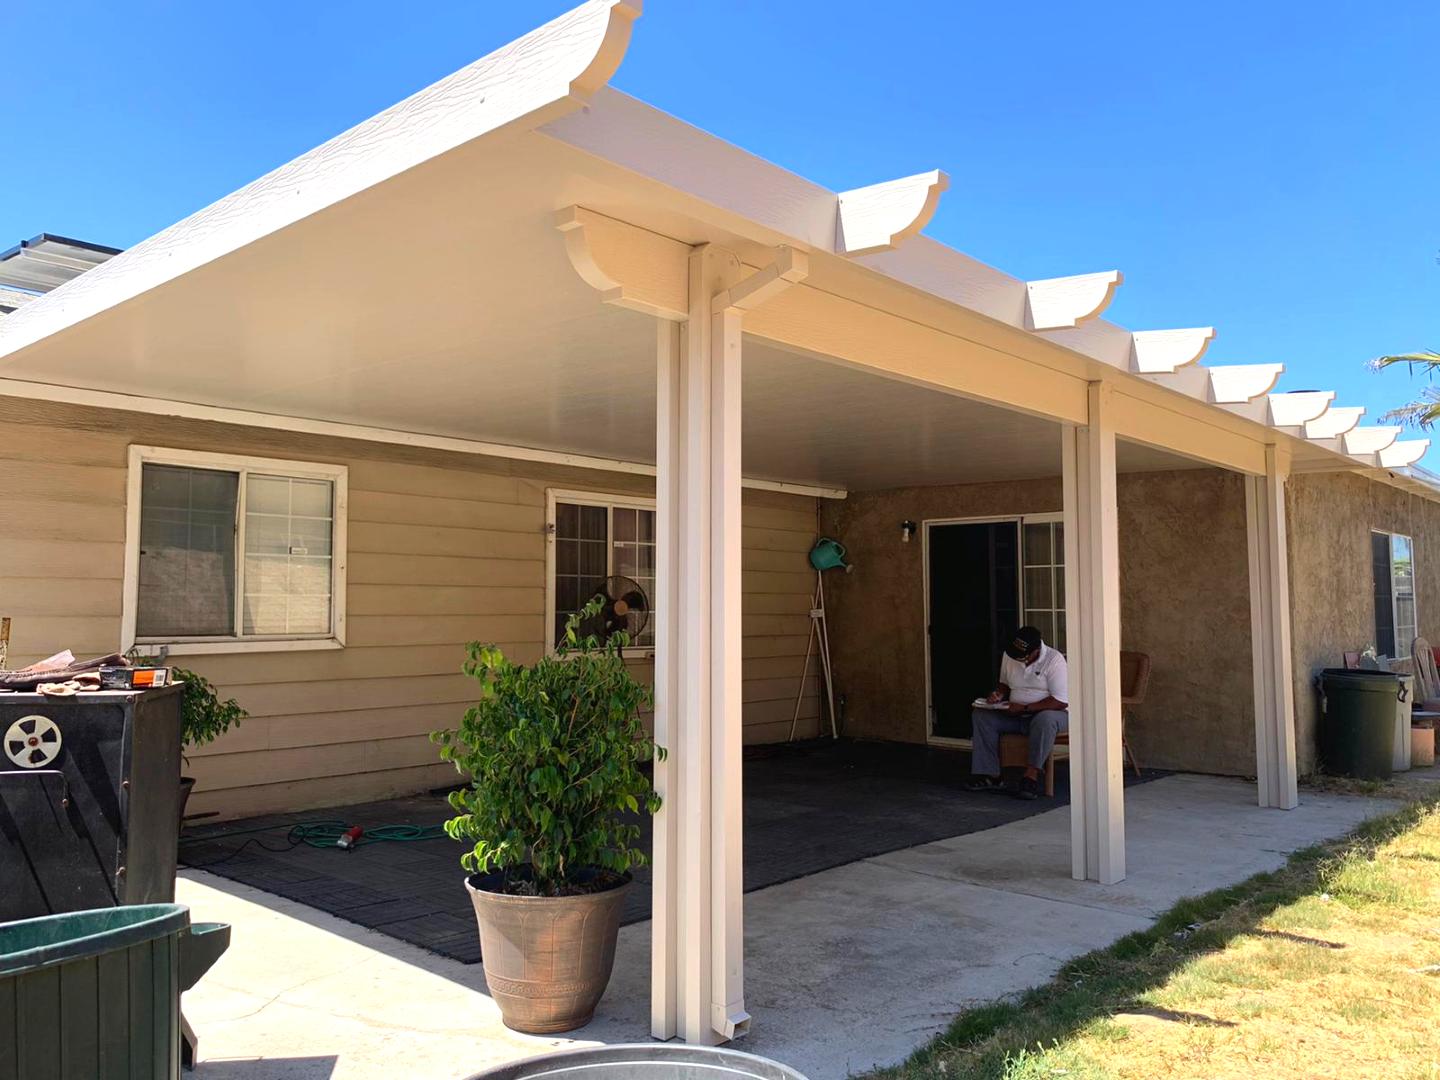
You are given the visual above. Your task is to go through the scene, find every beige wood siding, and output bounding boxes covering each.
[0,397,821,819]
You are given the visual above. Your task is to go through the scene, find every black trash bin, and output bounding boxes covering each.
[0,684,182,921]
[1318,668,1399,780]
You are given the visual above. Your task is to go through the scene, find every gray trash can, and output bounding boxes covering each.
[466,1044,810,1079]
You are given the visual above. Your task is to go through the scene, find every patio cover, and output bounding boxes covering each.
[0,0,1434,1046]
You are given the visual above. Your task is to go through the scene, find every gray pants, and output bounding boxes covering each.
[970,708,1069,775]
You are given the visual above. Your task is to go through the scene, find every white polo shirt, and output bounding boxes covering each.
[999,643,1069,708]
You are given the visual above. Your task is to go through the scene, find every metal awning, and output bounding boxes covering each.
[0,234,121,308]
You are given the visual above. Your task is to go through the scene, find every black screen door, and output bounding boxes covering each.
[927,520,1020,739]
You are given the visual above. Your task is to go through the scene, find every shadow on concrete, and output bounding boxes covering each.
[195,1057,339,1079]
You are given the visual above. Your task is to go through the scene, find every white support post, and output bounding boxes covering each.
[659,244,750,1046]
[1062,382,1127,884]
[651,319,682,1040]
[1245,445,1300,809]
[708,300,748,1041]
[652,243,804,1044]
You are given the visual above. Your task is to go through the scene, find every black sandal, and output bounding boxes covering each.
[965,775,1007,793]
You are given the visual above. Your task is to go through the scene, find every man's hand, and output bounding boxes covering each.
[1006,701,1031,715]
[986,690,1006,704]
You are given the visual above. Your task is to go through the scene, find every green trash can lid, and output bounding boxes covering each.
[1321,668,1400,693]
[0,904,190,976]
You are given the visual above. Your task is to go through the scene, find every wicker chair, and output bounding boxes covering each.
[998,649,1149,797]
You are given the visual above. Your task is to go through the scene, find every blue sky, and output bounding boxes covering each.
[4,2,1437,449]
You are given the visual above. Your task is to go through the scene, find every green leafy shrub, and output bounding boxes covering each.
[433,596,661,895]
[171,667,246,752]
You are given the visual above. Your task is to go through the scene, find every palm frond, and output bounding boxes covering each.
[1379,386,1440,431]
[1369,350,1440,374]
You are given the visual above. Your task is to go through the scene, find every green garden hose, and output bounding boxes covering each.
[179,818,451,867]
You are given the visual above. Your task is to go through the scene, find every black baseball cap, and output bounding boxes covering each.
[1005,626,1044,660]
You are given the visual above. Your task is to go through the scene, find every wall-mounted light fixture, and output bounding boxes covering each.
[901,520,917,543]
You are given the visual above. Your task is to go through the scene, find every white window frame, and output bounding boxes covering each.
[544,488,657,658]
[1372,528,1417,659]
[1020,512,1066,655]
[122,445,348,655]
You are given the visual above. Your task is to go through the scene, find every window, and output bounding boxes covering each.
[124,447,347,653]
[1372,530,1416,659]
[547,491,656,649]
[1021,516,1066,654]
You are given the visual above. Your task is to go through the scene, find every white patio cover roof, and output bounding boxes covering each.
[0,0,1429,496]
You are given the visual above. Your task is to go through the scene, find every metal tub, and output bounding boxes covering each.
[466,1043,810,1079]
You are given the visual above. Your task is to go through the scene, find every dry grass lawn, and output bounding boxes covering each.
[861,795,1440,1080]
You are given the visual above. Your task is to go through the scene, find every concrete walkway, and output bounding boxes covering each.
[179,775,1398,1080]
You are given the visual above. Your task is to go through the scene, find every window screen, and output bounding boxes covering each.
[137,465,238,637]
[136,461,336,641]
[243,475,335,636]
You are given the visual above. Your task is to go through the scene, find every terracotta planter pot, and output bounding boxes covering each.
[465,870,631,1034]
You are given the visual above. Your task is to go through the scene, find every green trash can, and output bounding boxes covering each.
[1318,669,1399,780]
[1,904,195,1080]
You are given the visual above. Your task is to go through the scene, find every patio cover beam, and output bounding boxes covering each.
[1063,383,1126,884]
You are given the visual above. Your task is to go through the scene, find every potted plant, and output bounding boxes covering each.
[171,667,246,821]
[433,596,661,1033]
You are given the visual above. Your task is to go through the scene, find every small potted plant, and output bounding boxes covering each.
[171,666,246,820]
[433,595,660,1033]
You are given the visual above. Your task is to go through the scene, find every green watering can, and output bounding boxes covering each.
[809,537,851,573]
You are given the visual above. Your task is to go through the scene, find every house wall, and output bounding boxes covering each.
[1286,470,1440,773]
[818,468,1258,776]
[0,397,821,819]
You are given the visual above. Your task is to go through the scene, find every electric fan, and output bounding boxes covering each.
[579,575,651,646]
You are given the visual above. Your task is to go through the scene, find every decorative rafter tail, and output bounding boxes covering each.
[1129,327,1214,373]
[554,204,689,320]
[1343,426,1403,456]
[1204,364,1284,404]
[1304,405,1365,440]
[566,1,644,99]
[835,171,949,256]
[1266,390,1335,428]
[1025,271,1123,330]
[1378,439,1430,469]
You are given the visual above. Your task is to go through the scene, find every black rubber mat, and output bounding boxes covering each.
[180,739,1163,964]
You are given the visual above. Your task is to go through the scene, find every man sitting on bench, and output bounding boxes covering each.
[966,625,1069,801]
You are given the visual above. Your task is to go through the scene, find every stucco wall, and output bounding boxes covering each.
[819,468,1257,776]
[1287,471,1440,773]
[0,397,821,819]
[1117,469,1255,775]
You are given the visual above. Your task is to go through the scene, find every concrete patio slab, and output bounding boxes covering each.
[874,774,1396,918]
[179,774,1401,1080]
